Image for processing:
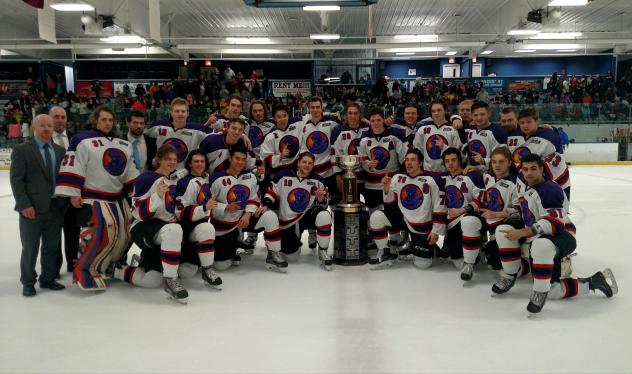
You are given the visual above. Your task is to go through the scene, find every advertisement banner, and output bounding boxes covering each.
[507,78,541,92]
[0,148,12,168]
[75,81,114,97]
[271,80,311,97]
[0,81,31,97]
[475,77,506,94]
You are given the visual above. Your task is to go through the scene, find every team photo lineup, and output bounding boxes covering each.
[13,94,619,314]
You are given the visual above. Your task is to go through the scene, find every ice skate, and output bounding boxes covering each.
[580,268,618,298]
[265,250,288,273]
[369,248,393,270]
[164,277,189,304]
[130,254,141,267]
[318,249,333,271]
[392,237,413,262]
[491,272,517,296]
[231,254,242,267]
[308,230,317,250]
[460,262,474,282]
[560,253,577,278]
[240,234,257,255]
[526,290,548,315]
[201,266,223,290]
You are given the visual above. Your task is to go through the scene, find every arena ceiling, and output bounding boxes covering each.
[1,0,632,61]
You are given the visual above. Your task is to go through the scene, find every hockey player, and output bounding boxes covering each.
[198,117,259,175]
[262,152,333,270]
[412,99,464,173]
[205,94,250,133]
[494,154,617,314]
[358,108,407,216]
[386,102,423,143]
[463,101,508,173]
[369,149,446,270]
[209,147,285,272]
[442,147,486,272]
[55,106,138,291]
[145,98,208,169]
[260,104,304,176]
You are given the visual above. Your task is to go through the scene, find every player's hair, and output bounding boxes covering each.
[368,107,384,119]
[459,99,473,108]
[249,100,267,122]
[403,102,419,112]
[126,110,146,123]
[229,145,248,157]
[89,106,116,128]
[184,149,208,174]
[170,97,188,109]
[156,143,178,161]
[227,117,247,129]
[442,147,463,166]
[490,147,518,175]
[297,151,315,163]
[345,101,361,114]
[307,96,323,107]
[405,148,424,163]
[227,94,243,107]
[272,104,289,117]
[521,153,543,168]
[518,108,539,121]
[430,99,447,111]
[470,100,489,113]
[501,107,518,116]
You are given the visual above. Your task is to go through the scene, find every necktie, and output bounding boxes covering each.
[43,143,54,194]
[132,139,142,171]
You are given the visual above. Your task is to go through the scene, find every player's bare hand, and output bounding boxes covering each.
[226,202,241,212]
[315,187,327,202]
[361,118,370,126]
[471,152,484,165]
[447,207,465,219]
[462,165,478,174]
[255,165,265,177]
[451,118,463,129]
[241,134,253,151]
[428,232,439,246]
[368,159,378,169]
[381,175,392,186]
[204,112,218,126]
[384,115,395,126]
[70,196,83,208]
[20,207,36,219]
[205,197,217,211]
[238,213,251,228]
[254,206,267,218]
[281,148,290,158]
[500,228,529,241]
[156,180,170,199]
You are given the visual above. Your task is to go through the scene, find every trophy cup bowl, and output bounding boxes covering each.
[336,155,360,173]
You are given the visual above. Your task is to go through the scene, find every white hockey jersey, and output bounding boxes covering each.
[130,171,178,227]
[56,130,138,202]
[248,119,276,160]
[145,119,208,168]
[174,174,211,224]
[263,169,327,229]
[515,180,576,238]
[209,114,250,133]
[358,127,408,190]
[209,171,260,236]
[476,173,519,232]
[412,122,464,173]
[383,172,447,235]
[442,172,486,229]
[260,117,304,174]
[300,114,342,178]
[198,132,256,174]
[464,123,508,170]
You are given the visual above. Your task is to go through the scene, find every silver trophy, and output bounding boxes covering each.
[333,155,368,265]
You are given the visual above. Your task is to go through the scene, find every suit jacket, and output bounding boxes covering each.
[117,132,156,171]
[10,139,66,214]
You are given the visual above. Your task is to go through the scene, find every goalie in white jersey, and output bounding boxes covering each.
[495,154,617,314]
[55,106,138,291]
[262,152,333,270]
[369,149,447,270]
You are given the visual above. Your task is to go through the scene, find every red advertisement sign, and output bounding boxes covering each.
[75,81,114,97]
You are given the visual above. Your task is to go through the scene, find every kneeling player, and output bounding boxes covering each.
[210,147,285,272]
[369,149,446,270]
[495,154,617,314]
[263,152,333,270]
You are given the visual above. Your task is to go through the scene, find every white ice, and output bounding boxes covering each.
[0,166,630,373]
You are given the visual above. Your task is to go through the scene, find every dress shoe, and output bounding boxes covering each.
[39,281,66,291]
[23,285,36,297]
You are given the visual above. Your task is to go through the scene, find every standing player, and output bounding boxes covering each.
[441,147,486,273]
[412,100,463,173]
[260,105,304,176]
[198,118,258,174]
[263,152,332,270]
[386,103,423,143]
[494,154,617,314]
[369,149,446,270]
[145,98,208,169]
[463,101,508,173]
[55,106,138,291]
[209,147,285,272]
[205,94,250,133]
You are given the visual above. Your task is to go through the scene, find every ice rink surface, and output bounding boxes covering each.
[0,166,630,374]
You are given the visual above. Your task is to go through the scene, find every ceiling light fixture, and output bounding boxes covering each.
[100,35,147,44]
[310,34,340,40]
[531,32,583,39]
[393,34,438,41]
[548,0,589,6]
[524,43,581,50]
[303,5,340,11]
[507,29,541,35]
[445,51,458,56]
[515,49,536,52]
[557,49,578,52]
[50,2,95,11]
[389,47,438,53]
[222,48,286,54]
[226,37,271,44]
[396,52,415,56]
[480,50,493,55]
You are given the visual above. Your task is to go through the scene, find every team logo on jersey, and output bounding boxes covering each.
[467,140,487,165]
[248,126,265,149]
[102,148,128,176]
[425,134,448,160]
[197,183,210,205]
[305,131,329,154]
[445,185,465,209]
[512,146,531,166]
[165,185,177,213]
[518,196,536,226]
[279,135,300,158]
[485,187,504,212]
[227,184,250,210]
[369,147,390,170]
[347,138,361,155]
[400,184,424,210]
[287,187,311,213]
[163,138,189,162]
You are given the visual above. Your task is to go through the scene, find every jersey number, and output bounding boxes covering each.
[544,153,562,167]
[284,179,293,187]
[159,129,167,136]
[91,139,104,147]
[62,154,75,167]
[508,139,519,147]
[222,178,232,187]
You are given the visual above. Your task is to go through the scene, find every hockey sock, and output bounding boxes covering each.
[461,216,482,264]
[315,211,332,249]
[548,278,589,299]
[530,238,556,293]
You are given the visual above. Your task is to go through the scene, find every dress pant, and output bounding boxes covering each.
[20,198,67,286]
[56,202,81,273]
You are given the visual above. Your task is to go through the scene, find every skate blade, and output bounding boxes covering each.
[168,296,188,304]
[266,264,287,273]
[462,280,474,288]
[602,268,618,296]
[321,264,333,271]
[205,283,223,291]
[369,261,393,271]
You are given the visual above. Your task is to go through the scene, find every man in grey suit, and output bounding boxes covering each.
[10,114,67,296]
